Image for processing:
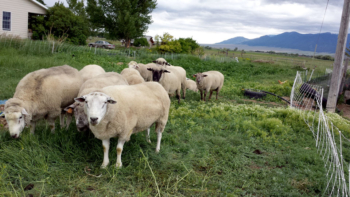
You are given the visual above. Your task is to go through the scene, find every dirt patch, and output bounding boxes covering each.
[252,59,274,64]
[337,103,350,120]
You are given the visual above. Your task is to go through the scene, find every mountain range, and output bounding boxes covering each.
[216,32,350,53]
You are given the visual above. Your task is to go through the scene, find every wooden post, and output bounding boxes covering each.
[326,0,350,113]
[339,58,349,94]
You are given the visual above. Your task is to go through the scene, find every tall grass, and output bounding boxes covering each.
[1,37,349,196]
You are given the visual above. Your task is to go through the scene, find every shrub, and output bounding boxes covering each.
[133,38,149,47]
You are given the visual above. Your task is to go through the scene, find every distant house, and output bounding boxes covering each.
[1,0,48,39]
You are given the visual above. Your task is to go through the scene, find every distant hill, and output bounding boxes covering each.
[216,36,250,44]
[216,32,350,53]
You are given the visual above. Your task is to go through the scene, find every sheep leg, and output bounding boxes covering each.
[216,90,220,100]
[59,114,64,128]
[155,126,164,153]
[101,139,110,168]
[65,113,72,130]
[116,139,126,168]
[176,89,181,104]
[208,90,214,100]
[48,118,55,133]
[200,90,203,101]
[30,122,36,135]
[204,91,207,101]
[182,84,186,99]
[146,127,151,143]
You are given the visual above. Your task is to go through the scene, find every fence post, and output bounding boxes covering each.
[95,46,97,54]
[52,41,55,54]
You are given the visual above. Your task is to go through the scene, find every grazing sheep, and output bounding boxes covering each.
[4,65,83,138]
[79,64,105,82]
[128,61,155,81]
[186,78,198,92]
[75,82,170,168]
[193,71,224,101]
[64,72,128,132]
[121,68,145,85]
[147,67,182,103]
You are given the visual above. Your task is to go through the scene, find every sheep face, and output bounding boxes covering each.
[128,61,138,68]
[75,92,116,126]
[147,68,170,82]
[193,73,208,84]
[4,108,28,138]
[64,102,89,132]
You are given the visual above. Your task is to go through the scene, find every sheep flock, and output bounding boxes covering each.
[2,58,224,168]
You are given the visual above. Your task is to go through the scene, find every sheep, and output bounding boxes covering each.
[193,71,224,101]
[4,65,83,138]
[128,61,156,81]
[186,78,198,92]
[153,57,171,66]
[152,58,187,99]
[74,82,170,168]
[64,72,128,132]
[147,66,182,103]
[79,64,105,82]
[121,68,145,85]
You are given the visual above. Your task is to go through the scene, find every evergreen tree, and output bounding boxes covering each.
[87,0,157,48]
[36,0,46,5]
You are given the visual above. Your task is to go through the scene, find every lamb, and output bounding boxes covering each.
[193,71,224,101]
[79,64,105,82]
[147,66,182,103]
[121,68,145,85]
[64,72,128,132]
[4,65,83,138]
[186,78,198,92]
[74,82,170,168]
[128,61,156,81]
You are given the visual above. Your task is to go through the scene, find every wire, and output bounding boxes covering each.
[313,0,330,58]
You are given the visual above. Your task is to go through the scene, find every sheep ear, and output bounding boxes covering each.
[64,103,76,114]
[107,98,117,104]
[166,62,171,66]
[152,60,157,63]
[22,108,29,115]
[75,97,86,103]
[135,65,139,69]
[193,74,197,78]
[147,68,154,71]
[203,75,208,77]
[163,70,170,73]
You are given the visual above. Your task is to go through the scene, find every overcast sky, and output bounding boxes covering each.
[43,0,345,44]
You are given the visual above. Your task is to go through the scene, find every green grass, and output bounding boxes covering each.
[0,39,349,196]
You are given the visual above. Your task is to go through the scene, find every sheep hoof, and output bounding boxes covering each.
[116,162,122,168]
[101,163,109,169]
[155,149,160,153]
[147,139,151,144]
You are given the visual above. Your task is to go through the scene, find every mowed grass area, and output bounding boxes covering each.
[1,42,350,196]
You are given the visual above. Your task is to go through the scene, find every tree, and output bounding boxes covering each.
[36,0,46,5]
[31,2,89,45]
[87,0,157,48]
[134,37,149,47]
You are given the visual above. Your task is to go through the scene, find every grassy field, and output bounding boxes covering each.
[0,39,350,196]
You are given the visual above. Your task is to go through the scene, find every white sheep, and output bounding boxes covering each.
[153,57,171,66]
[128,61,156,81]
[121,68,145,85]
[193,71,224,101]
[147,66,182,103]
[74,82,170,168]
[186,78,198,92]
[64,72,128,132]
[79,64,105,82]
[4,65,83,138]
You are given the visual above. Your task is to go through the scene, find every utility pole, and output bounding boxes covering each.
[326,0,350,113]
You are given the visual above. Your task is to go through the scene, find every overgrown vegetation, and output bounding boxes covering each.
[0,38,349,196]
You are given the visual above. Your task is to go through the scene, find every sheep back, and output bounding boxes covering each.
[79,64,105,82]
[121,68,145,85]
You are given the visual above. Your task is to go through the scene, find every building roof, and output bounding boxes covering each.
[30,0,49,10]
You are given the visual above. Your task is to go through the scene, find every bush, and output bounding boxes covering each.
[133,38,149,47]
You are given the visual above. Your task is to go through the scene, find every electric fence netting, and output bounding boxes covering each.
[291,71,350,196]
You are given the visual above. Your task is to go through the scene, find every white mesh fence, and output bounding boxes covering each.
[291,71,350,196]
